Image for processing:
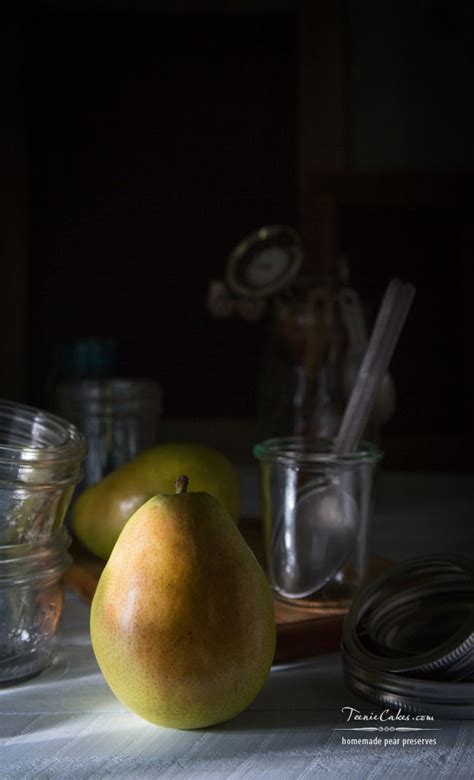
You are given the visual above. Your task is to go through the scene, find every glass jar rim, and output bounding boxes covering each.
[253,436,383,466]
[55,377,162,401]
[0,399,87,468]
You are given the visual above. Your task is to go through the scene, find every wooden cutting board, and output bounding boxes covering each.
[64,520,390,664]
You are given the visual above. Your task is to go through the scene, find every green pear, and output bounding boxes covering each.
[90,476,276,729]
[72,443,240,560]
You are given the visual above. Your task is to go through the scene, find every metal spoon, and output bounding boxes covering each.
[271,472,360,599]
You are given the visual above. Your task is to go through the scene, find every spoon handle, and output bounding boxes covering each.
[335,278,415,455]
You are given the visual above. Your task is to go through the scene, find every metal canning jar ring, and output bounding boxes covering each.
[343,554,474,680]
[341,643,474,720]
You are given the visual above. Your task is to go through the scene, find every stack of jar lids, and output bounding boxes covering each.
[342,555,474,719]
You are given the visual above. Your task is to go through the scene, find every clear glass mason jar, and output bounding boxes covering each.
[254,437,382,609]
[0,400,86,545]
[55,378,162,487]
[0,526,72,683]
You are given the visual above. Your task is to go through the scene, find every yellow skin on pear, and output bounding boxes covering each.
[90,486,276,729]
[72,443,240,560]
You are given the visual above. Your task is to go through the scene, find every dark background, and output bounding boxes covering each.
[2,0,474,468]
[26,9,298,417]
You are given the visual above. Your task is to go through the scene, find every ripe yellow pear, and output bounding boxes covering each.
[90,476,276,729]
[72,443,240,559]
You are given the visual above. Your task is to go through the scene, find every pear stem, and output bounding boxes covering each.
[175,475,189,494]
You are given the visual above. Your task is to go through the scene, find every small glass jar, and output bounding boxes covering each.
[55,378,162,487]
[0,400,86,545]
[0,526,71,684]
[254,437,382,609]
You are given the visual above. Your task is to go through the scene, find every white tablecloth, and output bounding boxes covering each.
[1,472,474,779]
